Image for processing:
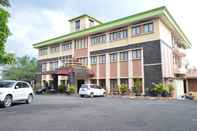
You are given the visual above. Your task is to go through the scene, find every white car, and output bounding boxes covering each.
[0,80,34,108]
[79,84,106,98]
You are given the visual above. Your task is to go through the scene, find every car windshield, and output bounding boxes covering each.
[80,85,89,88]
[0,81,15,88]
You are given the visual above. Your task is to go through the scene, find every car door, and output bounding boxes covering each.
[96,85,103,96]
[14,82,23,100]
[21,82,30,99]
[94,85,100,96]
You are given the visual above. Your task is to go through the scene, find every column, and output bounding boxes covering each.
[105,53,110,94]
[96,56,99,85]
[117,52,120,86]
[128,50,133,90]
[141,48,145,95]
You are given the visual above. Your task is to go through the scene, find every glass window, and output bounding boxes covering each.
[91,56,97,64]
[144,22,153,33]
[89,19,94,27]
[78,57,88,66]
[62,41,72,51]
[99,55,106,64]
[119,51,128,61]
[49,61,58,71]
[75,20,80,31]
[132,26,140,36]
[91,34,106,45]
[50,45,60,53]
[42,63,47,72]
[110,53,117,63]
[0,81,15,88]
[110,29,128,41]
[75,38,87,49]
[22,83,30,88]
[39,48,48,56]
[132,49,141,59]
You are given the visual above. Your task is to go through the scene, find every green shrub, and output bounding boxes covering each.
[152,83,170,96]
[168,84,174,95]
[119,84,129,95]
[132,80,141,96]
[58,84,65,93]
[67,85,76,94]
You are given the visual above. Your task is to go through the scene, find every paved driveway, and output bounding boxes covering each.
[0,95,197,131]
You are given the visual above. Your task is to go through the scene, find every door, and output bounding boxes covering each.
[77,80,85,92]
[14,82,23,100]
[174,79,185,99]
[21,82,30,99]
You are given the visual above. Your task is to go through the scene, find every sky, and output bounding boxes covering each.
[6,0,197,67]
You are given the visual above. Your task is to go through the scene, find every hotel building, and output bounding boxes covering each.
[33,7,191,95]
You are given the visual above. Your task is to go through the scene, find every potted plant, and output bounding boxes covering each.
[132,80,141,96]
[119,84,129,95]
[67,84,76,95]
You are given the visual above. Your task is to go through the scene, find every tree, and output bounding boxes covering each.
[0,0,10,7]
[3,56,38,81]
[0,0,15,64]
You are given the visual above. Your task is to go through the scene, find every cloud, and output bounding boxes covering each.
[6,0,197,67]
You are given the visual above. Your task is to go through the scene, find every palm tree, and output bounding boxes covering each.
[0,0,10,7]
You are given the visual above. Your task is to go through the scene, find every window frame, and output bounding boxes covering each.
[119,51,128,61]
[110,53,117,63]
[99,55,106,64]
[90,56,97,65]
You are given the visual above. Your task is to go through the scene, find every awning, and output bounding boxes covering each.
[55,67,73,75]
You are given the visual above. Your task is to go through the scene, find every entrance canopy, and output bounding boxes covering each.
[55,65,95,78]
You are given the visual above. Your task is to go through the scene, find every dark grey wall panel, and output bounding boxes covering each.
[144,64,163,95]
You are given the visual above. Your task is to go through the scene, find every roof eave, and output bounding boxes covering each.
[33,7,165,48]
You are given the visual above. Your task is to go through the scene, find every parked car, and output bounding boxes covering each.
[35,86,47,94]
[0,80,34,108]
[79,84,106,98]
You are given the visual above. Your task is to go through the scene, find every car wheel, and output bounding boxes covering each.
[80,95,84,98]
[26,94,33,104]
[90,93,94,98]
[3,95,12,108]
[103,92,106,97]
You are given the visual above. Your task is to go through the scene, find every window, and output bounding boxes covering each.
[90,56,97,64]
[49,61,58,71]
[132,49,141,59]
[110,79,117,90]
[99,79,106,89]
[99,55,106,64]
[50,45,60,53]
[39,48,48,56]
[75,38,88,49]
[144,22,153,33]
[89,19,94,27]
[109,29,128,41]
[15,82,23,89]
[120,79,128,85]
[91,34,106,45]
[119,51,128,61]
[22,83,30,88]
[62,41,72,51]
[110,53,117,63]
[132,21,154,36]
[90,79,97,84]
[78,57,88,66]
[132,26,140,36]
[41,63,47,72]
[75,20,80,31]
[61,55,72,66]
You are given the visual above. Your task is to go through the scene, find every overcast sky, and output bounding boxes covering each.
[6,0,197,67]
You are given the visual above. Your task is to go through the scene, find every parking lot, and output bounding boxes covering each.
[0,95,197,131]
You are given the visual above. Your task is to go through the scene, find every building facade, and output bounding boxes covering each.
[33,7,191,95]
